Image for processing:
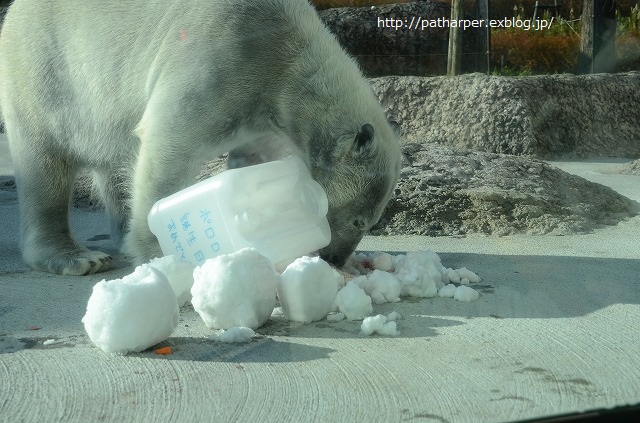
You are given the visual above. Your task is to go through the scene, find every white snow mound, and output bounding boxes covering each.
[335,282,373,320]
[82,265,179,354]
[191,248,278,330]
[277,256,341,323]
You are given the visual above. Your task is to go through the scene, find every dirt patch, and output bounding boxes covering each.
[371,143,637,236]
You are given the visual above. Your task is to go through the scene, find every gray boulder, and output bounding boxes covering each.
[371,73,640,159]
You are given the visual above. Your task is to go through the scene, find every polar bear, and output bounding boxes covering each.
[0,0,401,275]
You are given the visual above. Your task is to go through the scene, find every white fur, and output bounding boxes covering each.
[0,0,401,274]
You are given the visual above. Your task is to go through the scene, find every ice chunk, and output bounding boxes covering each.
[277,256,340,323]
[353,270,401,304]
[456,267,481,283]
[335,282,373,320]
[454,285,480,302]
[387,311,402,321]
[360,314,399,336]
[191,248,278,330]
[371,252,394,271]
[438,284,457,298]
[214,327,255,343]
[394,250,442,298]
[445,268,461,284]
[82,265,179,354]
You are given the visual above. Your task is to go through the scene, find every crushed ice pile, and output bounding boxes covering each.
[83,248,482,354]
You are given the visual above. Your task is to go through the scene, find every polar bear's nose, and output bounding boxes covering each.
[320,250,349,268]
[330,256,347,268]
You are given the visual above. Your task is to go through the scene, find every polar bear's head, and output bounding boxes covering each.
[311,121,401,267]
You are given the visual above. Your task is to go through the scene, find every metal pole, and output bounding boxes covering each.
[591,0,595,73]
[447,0,464,76]
[486,0,491,74]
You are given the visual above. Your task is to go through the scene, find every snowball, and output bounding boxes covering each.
[214,327,255,343]
[326,312,345,322]
[456,267,481,283]
[394,250,442,298]
[277,256,340,323]
[353,270,401,304]
[43,339,57,346]
[334,282,372,320]
[191,248,278,330]
[454,285,480,302]
[387,311,401,321]
[378,321,399,336]
[351,275,368,288]
[360,314,399,336]
[438,284,457,298]
[148,255,195,307]
[445,268,461,284]
[82,265,179,354]
[371,252,394,271]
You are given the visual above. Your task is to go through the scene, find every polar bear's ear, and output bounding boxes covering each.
[389,120,401,137]
[354,123,375,153]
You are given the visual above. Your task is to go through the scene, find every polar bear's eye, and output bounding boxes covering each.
[353,218,367,230]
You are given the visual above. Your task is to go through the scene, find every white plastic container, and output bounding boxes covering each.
[147,155,331,266]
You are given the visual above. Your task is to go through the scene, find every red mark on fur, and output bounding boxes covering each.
[179,29,187,41]
[29,325,41,331]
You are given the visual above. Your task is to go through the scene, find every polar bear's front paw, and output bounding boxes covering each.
[25,248,112,275]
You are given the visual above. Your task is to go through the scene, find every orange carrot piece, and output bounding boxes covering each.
[155,346,172,355]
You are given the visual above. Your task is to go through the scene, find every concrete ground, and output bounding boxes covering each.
[1,133,639,422]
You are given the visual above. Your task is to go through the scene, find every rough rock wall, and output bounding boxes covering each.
[371,72,640,159]
[318,1,480,76]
